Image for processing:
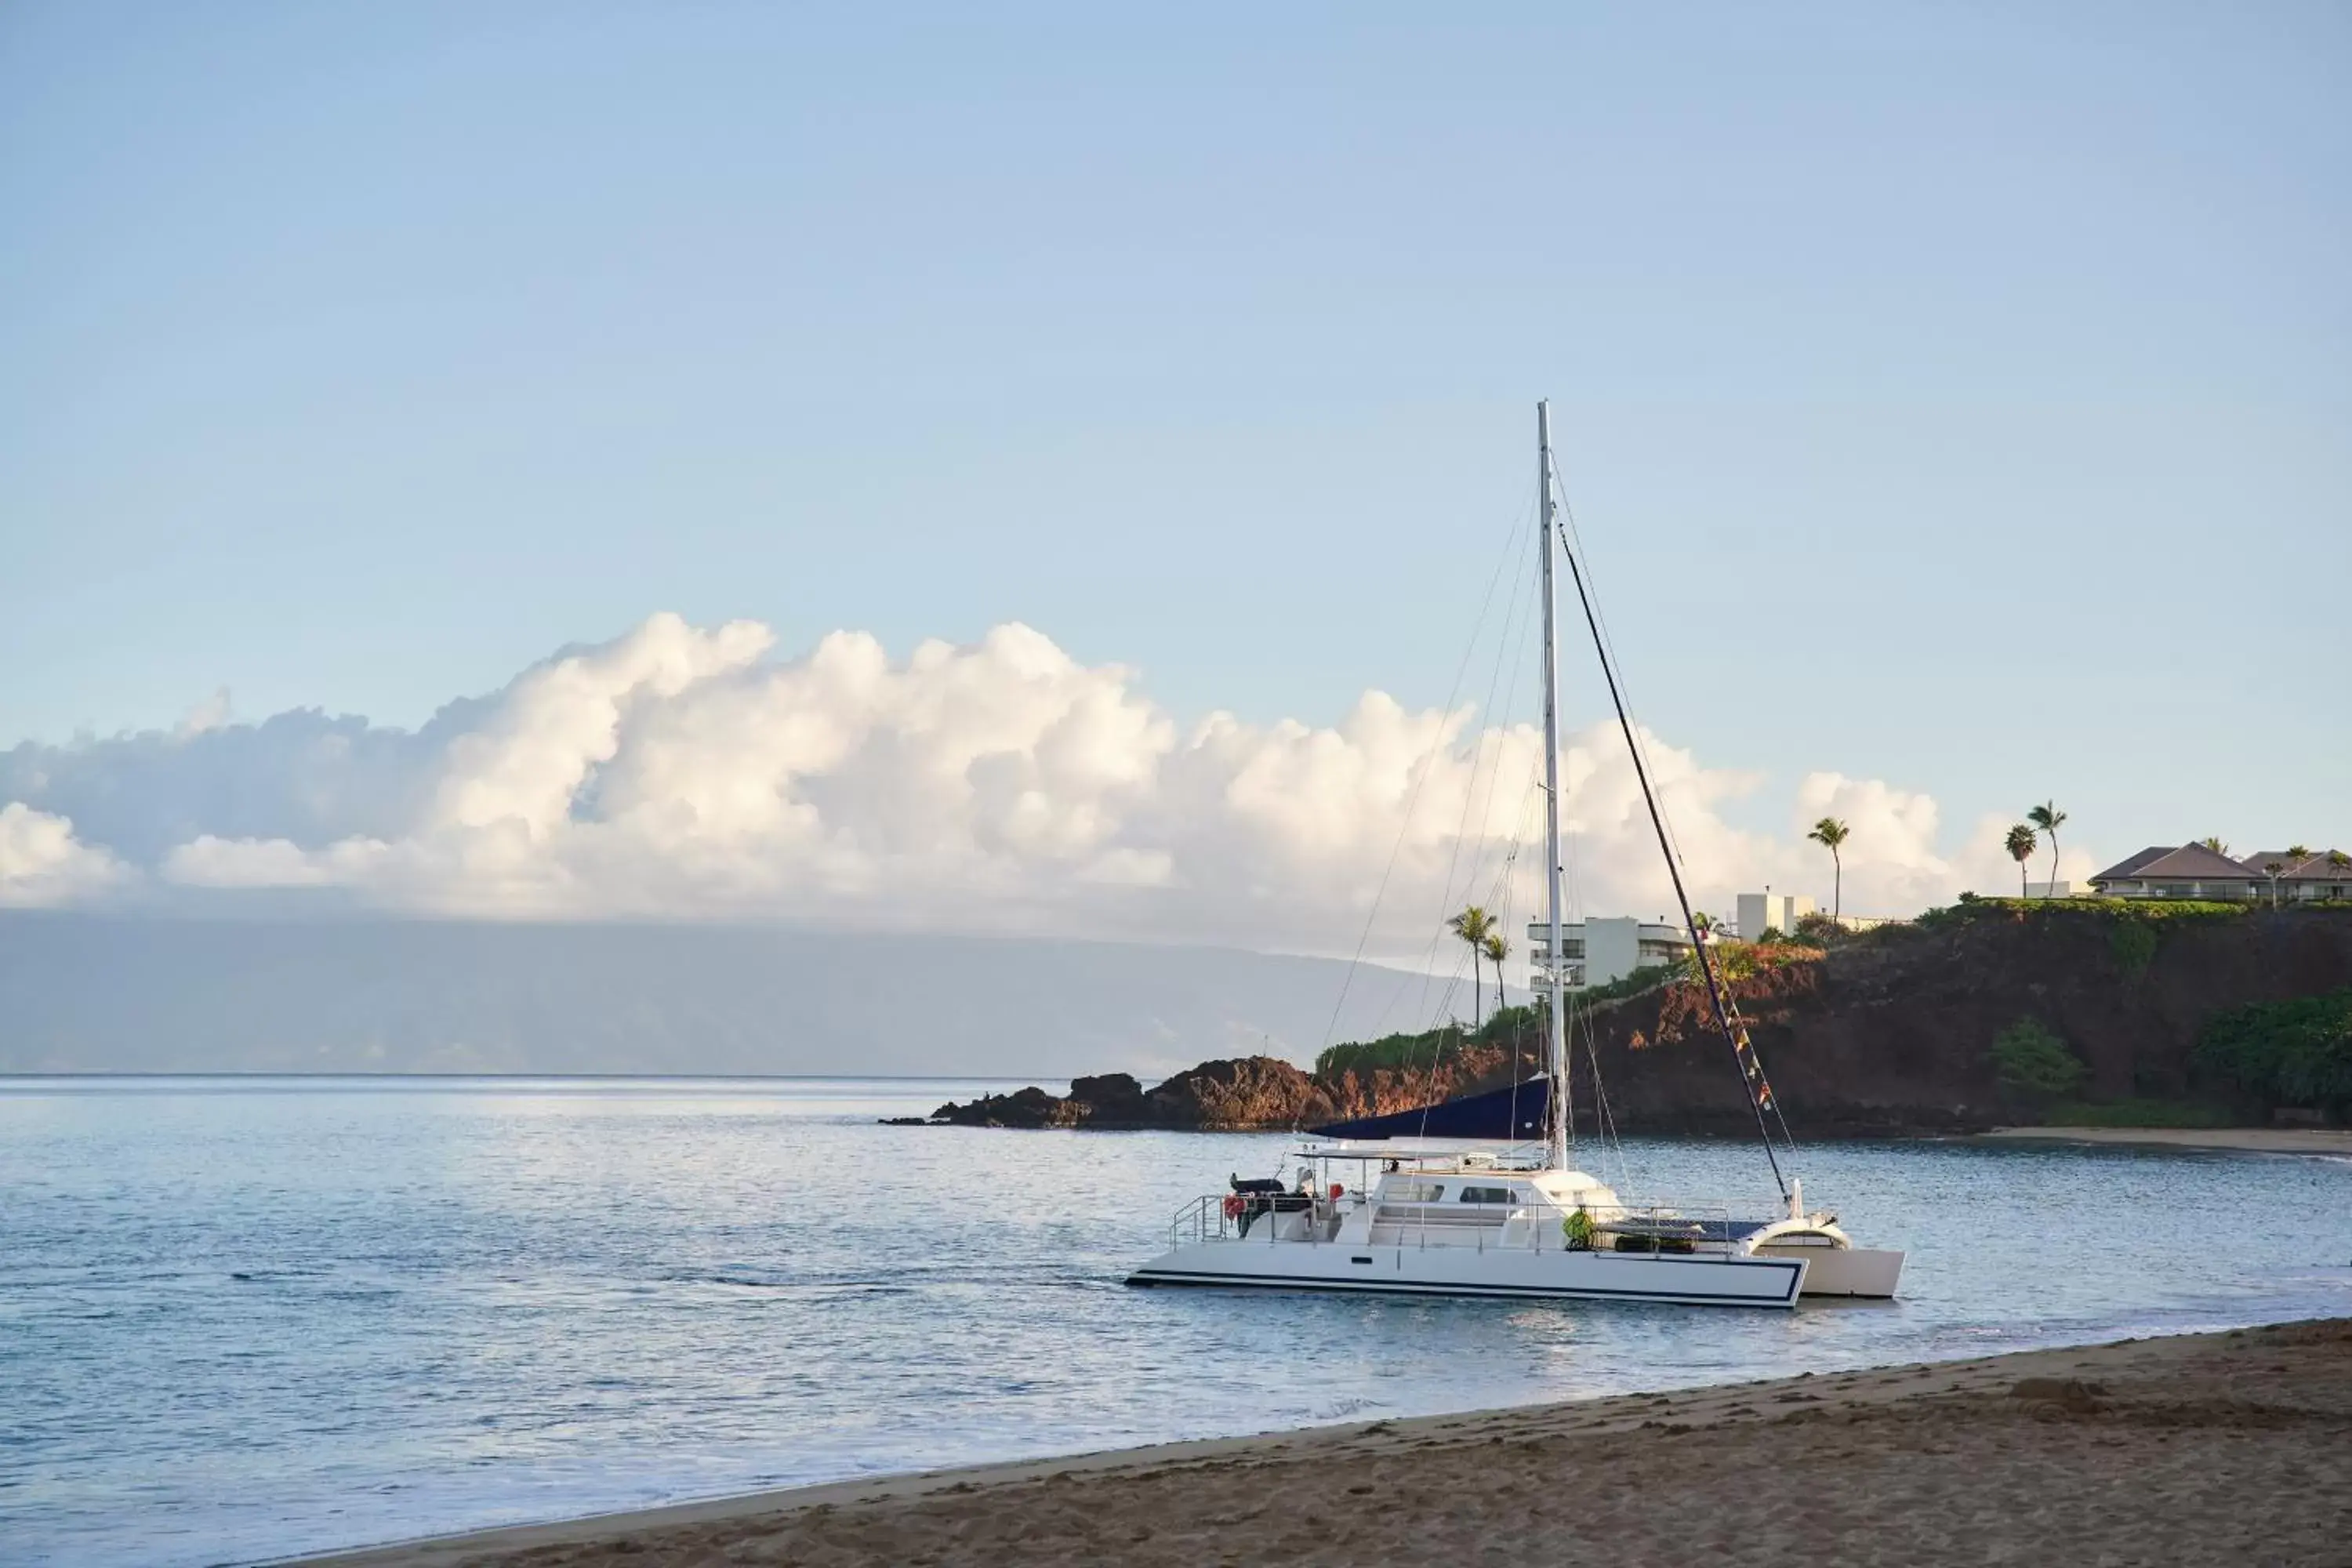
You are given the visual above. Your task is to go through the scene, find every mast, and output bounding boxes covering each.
[1537,401,1570,1174]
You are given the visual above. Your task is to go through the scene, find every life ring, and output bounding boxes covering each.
[1221,1194,1246,1220]
[1328,1183,1345,1201]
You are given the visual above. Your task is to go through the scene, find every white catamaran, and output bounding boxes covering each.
[1129,403,1904,1308]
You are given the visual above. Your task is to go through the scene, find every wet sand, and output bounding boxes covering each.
[303,1317,2352,1568]
[1984,1125,2352,1155]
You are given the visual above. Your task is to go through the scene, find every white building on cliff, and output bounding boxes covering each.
[1526,917,1694,993]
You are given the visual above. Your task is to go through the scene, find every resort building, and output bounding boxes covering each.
[1735,892,1814,942]
[2089,844,2352,902]
[1526,917,1693,993]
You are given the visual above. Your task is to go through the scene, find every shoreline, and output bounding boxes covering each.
[298,1317,2352,1567]
[1984,1124,2352,1154]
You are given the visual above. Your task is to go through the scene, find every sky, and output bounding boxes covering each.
[2,3,2347,953]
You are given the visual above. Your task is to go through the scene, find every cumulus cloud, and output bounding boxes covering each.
[0,614,2072,956]
[0,804,133,907]
[176,686,233,739]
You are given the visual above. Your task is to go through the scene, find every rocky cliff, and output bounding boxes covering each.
[916,904,2352,1135]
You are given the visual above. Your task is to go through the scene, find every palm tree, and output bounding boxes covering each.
[1481,932,1510,1022]
[1448,906,1495,1024]
[2027,800,2067,900]
[1690,910,1717,940]
[2329,851,2350,901]
[2261,859,2286,909]
[2198,837,2229,855]
[1807,817,1850,922]
[2005,823,2038,897]
[2287,844,2311,862]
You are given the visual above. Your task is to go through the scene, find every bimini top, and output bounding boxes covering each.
[1306,1076,1550,1142]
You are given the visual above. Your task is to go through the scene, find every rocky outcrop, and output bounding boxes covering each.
[923,1043,1544,1130]
[913,906,2352,1135]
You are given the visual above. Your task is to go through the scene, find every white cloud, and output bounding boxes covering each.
[5,615,2082,954]
[0,804,133,907]
[162,833,394,889]
[176,686,232,738]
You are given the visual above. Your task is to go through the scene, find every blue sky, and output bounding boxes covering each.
[3,2,2347,865]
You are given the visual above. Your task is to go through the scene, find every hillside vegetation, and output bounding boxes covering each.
[923,900,2352,1133]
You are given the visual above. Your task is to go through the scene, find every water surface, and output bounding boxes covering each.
[3,1076,2347,1567]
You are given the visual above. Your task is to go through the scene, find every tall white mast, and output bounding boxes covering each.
[1537,401,1570,1174]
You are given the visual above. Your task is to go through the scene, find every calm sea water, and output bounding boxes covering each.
[3,1076,2349,1568]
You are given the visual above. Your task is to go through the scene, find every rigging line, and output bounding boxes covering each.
[1479,833,1533,1156]
[1549,495,1791,1203]
[1310,490,1532,1069]
[1402,492,1541,1040]
[1468,779,1541,972]
[1418,656,1541,1048]
[1288,489,1537,1175]
[1442,530,1544,1026]
[1476,814,1537,1157]
[1344,842,1496,1099]
[1454,557,1541,934]
[1430,497,1539,927]
[1555,830,1632,1191]
[1455,513,1541,891]
[1564,818,1586,1155]
[1584,1007,1631,1194]
[1553,485,1677,863]
[1553,485,1690,873]
[1410,779,1541,1150]
[1447,696,1543,1011]
[1401,789,1534,1127]
[1397,512,1544,1083]
[1470,779,1541,1036]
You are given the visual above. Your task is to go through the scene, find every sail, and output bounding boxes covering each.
[1307,1076,1550,1142]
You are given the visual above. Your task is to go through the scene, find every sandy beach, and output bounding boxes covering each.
[304,1316,2352,1568]
[1984,1126,2352,1156]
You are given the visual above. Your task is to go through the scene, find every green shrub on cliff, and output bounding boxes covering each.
[1697,940,1825,985]
[1990,1018,2086,1100]
[2109,918,2159,978]
[1580,964,1675,1005]
[1316,1003,1543,1078]
[1920,897,2252,931]
[2193,988,2352,1116]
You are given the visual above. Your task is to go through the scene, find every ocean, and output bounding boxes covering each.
[3,1076,2348,1567]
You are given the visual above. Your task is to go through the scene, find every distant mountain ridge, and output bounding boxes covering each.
[0,912,1496,1078]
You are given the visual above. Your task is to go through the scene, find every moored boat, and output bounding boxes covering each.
[1128,403,1905,1308]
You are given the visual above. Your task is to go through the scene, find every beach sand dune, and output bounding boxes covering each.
[314,1317,2352,1568]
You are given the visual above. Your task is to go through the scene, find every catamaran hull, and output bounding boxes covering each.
[1762,1245,1904,1300]
[1127,1241,1807,1308]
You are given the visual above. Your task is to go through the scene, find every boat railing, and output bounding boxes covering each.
[1167,1192,1342,1248]
[1168,1193,1766,1253]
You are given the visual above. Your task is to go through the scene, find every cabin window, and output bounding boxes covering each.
[1391,1181,1446,1203]
[1457,1185,1515,1204]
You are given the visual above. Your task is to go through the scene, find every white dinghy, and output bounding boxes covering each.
[1129,404,1905,1308]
